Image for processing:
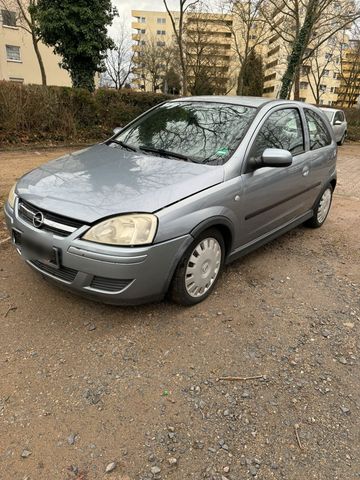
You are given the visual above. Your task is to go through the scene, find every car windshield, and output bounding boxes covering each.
[112,101,257,164]
[323,110,334,121]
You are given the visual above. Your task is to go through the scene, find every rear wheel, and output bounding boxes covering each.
[305,185,333,228]
[169,229,225,305]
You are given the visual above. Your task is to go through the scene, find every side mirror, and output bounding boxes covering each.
[113,127,122,135]
[261,148,293,168]
[333,120,342,126]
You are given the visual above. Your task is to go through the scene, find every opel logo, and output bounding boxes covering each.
[33,211,44,228]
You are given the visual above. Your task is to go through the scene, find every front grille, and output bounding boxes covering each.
[30,260,78,283]
[18,199,84,237]
[90,276,132,293]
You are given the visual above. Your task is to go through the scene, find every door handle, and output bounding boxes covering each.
[302,166,310,177]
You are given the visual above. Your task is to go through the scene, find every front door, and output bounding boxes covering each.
[238,107,310,246]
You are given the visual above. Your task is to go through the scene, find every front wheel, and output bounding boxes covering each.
[305,185,333,228]
[169,229,225,305]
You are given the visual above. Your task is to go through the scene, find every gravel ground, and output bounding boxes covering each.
[0,145,359,480]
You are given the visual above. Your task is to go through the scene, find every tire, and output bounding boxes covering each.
[169,228,225,306]
[337,132,346,146]
[305,185,333,228]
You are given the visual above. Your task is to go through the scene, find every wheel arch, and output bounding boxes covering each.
[190,216,234,257]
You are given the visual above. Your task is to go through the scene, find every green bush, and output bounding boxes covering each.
[0,82,173,146]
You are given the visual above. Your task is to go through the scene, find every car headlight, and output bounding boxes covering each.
[82,214,158,246]
[8,183,17,209]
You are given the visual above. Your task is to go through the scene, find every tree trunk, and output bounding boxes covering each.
[293,67,300,100]
[279,1,317,99]
[236,66,244,96]
[32,36,47,86]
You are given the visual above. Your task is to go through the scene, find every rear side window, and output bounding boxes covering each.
[305,109,332,150]
[250,108,304,162]
[334,111,345,123]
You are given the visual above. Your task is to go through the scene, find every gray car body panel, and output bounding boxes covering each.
[16,144,224,223]
[6,97,337,305]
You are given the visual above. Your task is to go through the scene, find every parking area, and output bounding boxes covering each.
[0,145,359,480]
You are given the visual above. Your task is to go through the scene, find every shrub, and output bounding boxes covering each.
[0,82,173,146]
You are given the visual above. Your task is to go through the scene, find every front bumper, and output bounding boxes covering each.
[4,201,192,305]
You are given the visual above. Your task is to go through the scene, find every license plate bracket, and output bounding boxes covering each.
[13,230,60,269]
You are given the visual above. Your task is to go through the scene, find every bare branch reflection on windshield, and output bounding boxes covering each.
[114,102,256,165]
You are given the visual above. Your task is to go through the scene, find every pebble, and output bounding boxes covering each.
[88,324,96,331]
[168,457,177,466]
[151,466,161,475]
[242,390,250,399]
[105,462,117,473]
[223,466,230,473]
[250,465,258,476]
[67,433,76,445]
[21,449,32,458]
[340,406,350,414]
[338,356,347,364]
[322,329,331,338]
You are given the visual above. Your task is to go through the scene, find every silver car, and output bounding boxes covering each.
[5,97,337,305]
[320,107,347,145]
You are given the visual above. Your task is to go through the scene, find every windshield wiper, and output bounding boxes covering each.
[139,146,193,162]
[109,139,138,152]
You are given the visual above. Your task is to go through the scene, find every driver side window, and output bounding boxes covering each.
[249,108,304,164]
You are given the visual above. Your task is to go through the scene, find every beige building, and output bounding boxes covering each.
[132,8,360,106]
[0,7,71,86]
[131,9,238,95]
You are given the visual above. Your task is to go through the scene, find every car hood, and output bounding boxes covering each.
[16,144,224,223]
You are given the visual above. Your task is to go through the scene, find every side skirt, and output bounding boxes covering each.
[225,210,313,265]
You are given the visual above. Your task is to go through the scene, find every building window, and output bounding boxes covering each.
[1,9,16,26]
[157,18,166,24]
[140,40,146,45]
[140,29,146,34]
[300,81,308,89]
[6,45,21,61]
[9,76,23,83]
[323,69,329,76]
[319,84,327,92]
[325,53,332,60]
[157,30,166,35]
[157,41,166,47]
[140,17,146,23]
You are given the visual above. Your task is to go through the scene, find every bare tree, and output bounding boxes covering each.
[163,0,201,95]
[105,23,134,89]
[221,0,270,95]
[263,0,360,99]
[304,46,337,104]
[185,10,237,94]
[136,37,176,92]
[336,33,360,107]
[0,0,46,85]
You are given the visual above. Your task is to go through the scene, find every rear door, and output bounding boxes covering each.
[332,110,346,142]
[238,106,310,245]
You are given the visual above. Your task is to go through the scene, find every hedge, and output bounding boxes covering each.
[0,82,173,146]
[1,81,360,146]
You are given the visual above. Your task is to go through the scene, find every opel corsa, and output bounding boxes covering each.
[5,97,337,305]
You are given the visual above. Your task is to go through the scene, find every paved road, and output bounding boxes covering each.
[0,145,359,480]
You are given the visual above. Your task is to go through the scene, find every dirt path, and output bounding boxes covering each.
[0,145,359,480]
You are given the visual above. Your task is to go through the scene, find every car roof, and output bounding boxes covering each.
[171,95,281,108]
[320,107,343,113]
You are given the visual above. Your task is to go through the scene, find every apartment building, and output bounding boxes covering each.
[336,39,360,107]
[0,7,71,86]
[261,10,345,105]
[131,9,238,95]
